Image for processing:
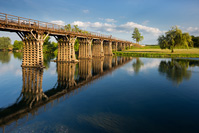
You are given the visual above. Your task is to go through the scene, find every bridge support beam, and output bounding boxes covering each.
[79,38,92,59]
[17,31,47,68]
[122,43,126,51]
[55,36,78,62]
[118,42,122,51]
[103,41,113,56]
[92,39,104,57]
[112,42,117,52]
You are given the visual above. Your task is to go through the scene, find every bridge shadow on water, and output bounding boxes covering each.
[0,56,132,132]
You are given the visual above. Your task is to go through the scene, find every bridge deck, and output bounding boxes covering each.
[0,12,132,43]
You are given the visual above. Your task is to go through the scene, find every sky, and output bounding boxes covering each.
[0,0,199,44]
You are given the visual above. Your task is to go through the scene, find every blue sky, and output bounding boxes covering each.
[0,0,199,44]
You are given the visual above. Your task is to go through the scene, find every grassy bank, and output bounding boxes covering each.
[114,48,199,58]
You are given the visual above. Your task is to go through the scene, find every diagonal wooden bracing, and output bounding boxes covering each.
[79,38,92,59]
[55,36,78,62]
[17,31,48,67]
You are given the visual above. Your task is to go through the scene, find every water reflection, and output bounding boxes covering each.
[158,58,199,85]
[158,59,193,85]
[18,67,48,108]
[0,51,56,69]
[132,58,144,74]
[0,56,132,131]
[13,52,23,60]
[0,52,11,64]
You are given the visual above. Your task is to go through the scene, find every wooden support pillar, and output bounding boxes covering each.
[56,36,78,62]
[122,43,126,51]
[112,42,118,52]
[104,41,113,56]
[17,31,47,68]
[118,42,122,51]
[79,38,92,59]
[92,39,104,57]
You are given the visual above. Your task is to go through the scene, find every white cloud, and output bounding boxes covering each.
[183,27,199,36]
[119,22,163,35]
[105,18,117,23]
[83,10,89,14]
[50,20,65,26]
[72,20,162,36]
[142,20,149,25]
[98,18,104,21]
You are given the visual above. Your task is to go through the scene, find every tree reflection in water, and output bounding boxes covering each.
[132,58,144,74]
[0,52,11,64]
[158,59,196,85]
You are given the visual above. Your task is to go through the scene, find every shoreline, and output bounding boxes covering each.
[113,51,199,58]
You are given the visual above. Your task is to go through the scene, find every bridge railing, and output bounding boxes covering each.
[0,12,132,43]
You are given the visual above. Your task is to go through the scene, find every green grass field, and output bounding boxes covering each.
[114,48,199,58]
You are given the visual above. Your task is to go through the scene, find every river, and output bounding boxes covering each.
[0,51,199,133]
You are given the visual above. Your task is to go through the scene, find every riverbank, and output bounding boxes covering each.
[113,48,199,58]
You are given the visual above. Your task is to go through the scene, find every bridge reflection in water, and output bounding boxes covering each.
[0,56,132,133]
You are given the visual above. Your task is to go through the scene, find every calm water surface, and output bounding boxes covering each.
[0,52,199,133]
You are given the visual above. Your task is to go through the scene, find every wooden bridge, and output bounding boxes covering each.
[0,12,133,67]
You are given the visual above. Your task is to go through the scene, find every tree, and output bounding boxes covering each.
[72,25,81,32]
[132,28,144,44]
[13,40,23,50]
[158,26,193,53]
[65,24,72,31]
[0,37,12,50]
[191,36,199,47]
[74,39,79,52]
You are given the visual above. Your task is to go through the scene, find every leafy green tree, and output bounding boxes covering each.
[65,24,72,31]
[13,40,23,50]
[0,37,12,50]
[43,36,58,53]
[132,28,144,44]
[191,36,199,47]
[72,25,81,32]
[74,39,79,52]
[158,26,193,53]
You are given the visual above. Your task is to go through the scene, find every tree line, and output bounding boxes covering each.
[131,26,199,52]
